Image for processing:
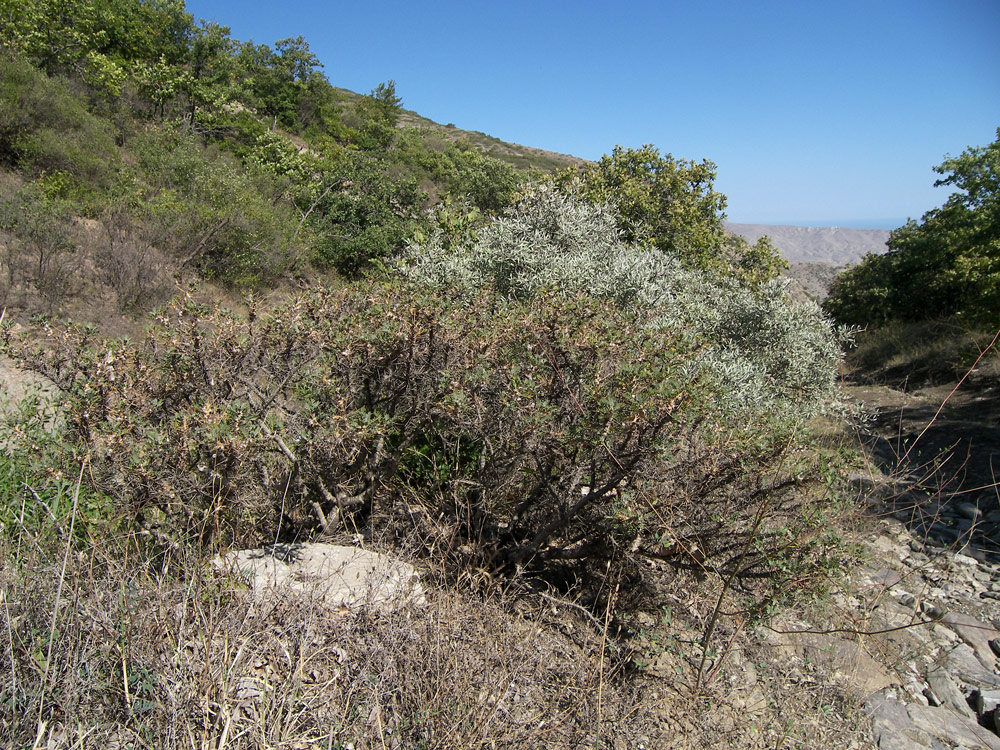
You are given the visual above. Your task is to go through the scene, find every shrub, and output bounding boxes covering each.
[0,56,119,206]
[402,184,844,421]
[130,126,300,287]
[307,150,424,274]
[3,188,847,611]
[0,182,78,311]
[94,226,170,312]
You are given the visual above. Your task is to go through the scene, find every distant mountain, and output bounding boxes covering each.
[726,223,891,265]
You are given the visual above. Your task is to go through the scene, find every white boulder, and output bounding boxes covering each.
[215,543,424,613]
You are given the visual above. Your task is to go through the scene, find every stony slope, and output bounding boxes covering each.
[842,376,1000,750]
[783,260,847,302]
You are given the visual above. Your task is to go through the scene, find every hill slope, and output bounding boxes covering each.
[726,222,890,264]
[332,87,588,174]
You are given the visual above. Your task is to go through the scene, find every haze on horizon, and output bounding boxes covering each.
[186,0,1000,229]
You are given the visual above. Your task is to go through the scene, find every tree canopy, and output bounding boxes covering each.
[825,128,1000,327]
[554,144,786,286]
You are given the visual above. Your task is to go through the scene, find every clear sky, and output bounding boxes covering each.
[185,0,999,228]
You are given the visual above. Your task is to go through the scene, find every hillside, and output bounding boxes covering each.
[0,4,908,748]
[333,87,588,174]
[726,222,890,264]
[783,260,846,302]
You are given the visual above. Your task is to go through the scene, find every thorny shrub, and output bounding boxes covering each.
[3,186,849,603]
[5,280,840,599]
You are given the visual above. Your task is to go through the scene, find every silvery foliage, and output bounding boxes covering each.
[400,184,843,421]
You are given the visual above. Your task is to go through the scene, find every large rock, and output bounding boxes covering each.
[906,702,1000,749]
[944,644,1000,688]
[863,694,939,750]
[925,665,976,718]
[765,628,895,697]
[942,612,1000,669]
[215,543,425,613]
[865,692,1000,750]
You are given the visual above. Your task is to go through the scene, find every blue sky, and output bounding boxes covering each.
[185,0,999,228]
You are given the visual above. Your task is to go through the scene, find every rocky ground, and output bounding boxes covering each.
[780,375,1000,749]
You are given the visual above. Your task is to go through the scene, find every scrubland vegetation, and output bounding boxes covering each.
[0,1,912,746]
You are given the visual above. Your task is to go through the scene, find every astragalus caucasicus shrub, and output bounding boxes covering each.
[3,187,846,591]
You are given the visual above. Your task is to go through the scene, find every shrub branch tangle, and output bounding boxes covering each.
[6,189,846,599]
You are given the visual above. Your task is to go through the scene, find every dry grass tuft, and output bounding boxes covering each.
[1,518,661,748]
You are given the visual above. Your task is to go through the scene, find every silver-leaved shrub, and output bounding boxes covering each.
[401,183,844,422]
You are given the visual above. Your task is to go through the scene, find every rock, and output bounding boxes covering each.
[864,694,938,750]
[872,567,903,587]
[214,543,425,613]
[895,591,917,607]
[941,612,1000,668]
[956,545,991,563]
[925,665,976,718]
[773,631,894,697]
[933,624,960,643]
[873,535,906,555]
[954,553,981,566]
[908,683,931,706]
[975,688,1000,716]
[921,601,946,620]
[957,502,984,522]
[906,702,1000,749]
[943,644,1000,688]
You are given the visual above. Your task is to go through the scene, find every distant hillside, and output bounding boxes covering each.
[783,261,847,303]
[397,111,588,174]
[726,223,891,265]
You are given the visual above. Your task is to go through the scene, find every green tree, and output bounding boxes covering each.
[184,21,239,121]
[0,0,108,72]
[826,128,1000,326]
[0,0,193,90]
[350,80,402,150]
[235,36,325,129]
[370,80,402,123]
[554,144,785,285]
